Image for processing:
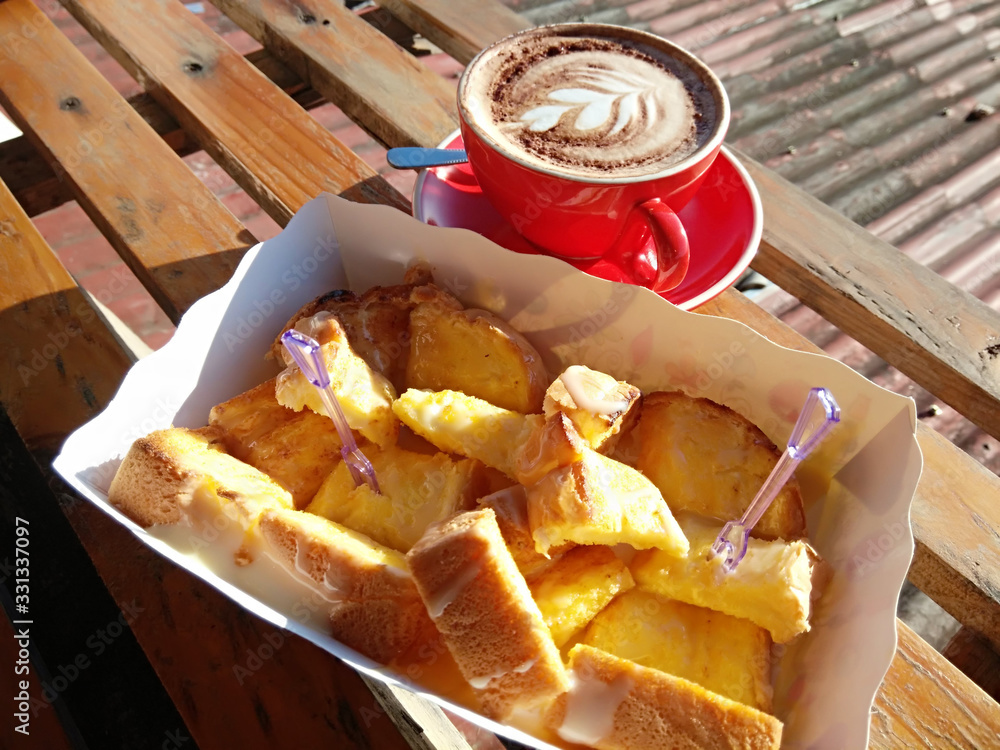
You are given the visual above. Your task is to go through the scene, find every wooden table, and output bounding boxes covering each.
[1,0,999,747]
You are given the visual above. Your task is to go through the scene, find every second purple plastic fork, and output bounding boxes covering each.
[710,387,840,573]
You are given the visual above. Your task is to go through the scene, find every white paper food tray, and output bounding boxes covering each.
[54,194,922,750]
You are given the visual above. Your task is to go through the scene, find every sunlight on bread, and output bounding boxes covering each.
[108,271,835,750]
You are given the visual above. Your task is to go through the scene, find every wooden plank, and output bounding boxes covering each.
[0,0,252,322]
[1,608,76,750]
[0,47,324,219]
[362,677,474,750]
[942,626,1000,701]
[735,148,1000,442]
[870,622,1000,748]
[61,0,409,225]
[0,176,133,453]
[699,290,1000,652]
[211,0,459,149]
[376,0,527,64]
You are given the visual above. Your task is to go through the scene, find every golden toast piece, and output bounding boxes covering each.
[630,514,820,644]
[275,317,398,447]
[525,447,689,557]
[582,589,773,711]
[406,301,548,414]
[478,485,572,581]
[306,444,490,552]
[512,411,589,487]
[405,509,570,720]
[393,388,534,477]
[269,267,458,389]
[257,507,430,664]
[529,546,634,648]
[637,391,807,540]
[108,426,293,529]
[546,645,782,750]
[209,377,343,508]
[544,366,641,453]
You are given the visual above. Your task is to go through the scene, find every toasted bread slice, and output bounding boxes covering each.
[512,412,589,487]
[546,645,782,750]
[275,317,398,447]
[637,391,806,540]
[406,301,548,414]
[525,447,689,557]
[544,366,641,453]
[257,507,430,664]
[529,546,634,648]
[393,388,534,477]
[268,268,457,389]
[477,485,572,581]
[209,377,343,508]
[108,426,293,528]
[306,444,490,551]
[630,514,820,643]
[582,589,773,711]
[405,509,570,720]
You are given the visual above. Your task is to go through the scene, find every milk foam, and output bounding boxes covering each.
[465,31,719,178]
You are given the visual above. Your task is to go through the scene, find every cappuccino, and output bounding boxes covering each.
[461,26,721,179]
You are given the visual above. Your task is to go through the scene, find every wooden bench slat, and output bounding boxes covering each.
[700,290,1000,652]
[1,612,76,749]
[61,0,408,225]
[942,626,1000,701]
[871,622,1000,748]
[0,177,134,452]
[376,0,526,64]
[0,0,252,322]
[0,47,324,219]
[211,0,459,150]
[737,150,1000,442]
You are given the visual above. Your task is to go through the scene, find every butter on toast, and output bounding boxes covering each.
[405,509,570,720]
[630,514,821,644]
[637,391,807,540]
[525,447,689,557]
[546,645,782,750]
[529,546,634,648]
[406,301,549,414]
[544,366,641,453]
[257,507,430,664]
[306,444,490,552]
[582,589,773,712]
[209,377,343,508]
[108,426,293,529]
[393,388,534,478]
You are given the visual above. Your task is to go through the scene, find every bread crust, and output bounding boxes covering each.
[546,645,782,750]
[108,426,293,528]
[257,507,430,664]
[405,509,570,719]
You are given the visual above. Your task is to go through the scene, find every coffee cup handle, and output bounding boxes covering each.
[639,198,690,291]
[607,198,690,291]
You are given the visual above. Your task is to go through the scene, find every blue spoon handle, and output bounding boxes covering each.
[386,147,469,169]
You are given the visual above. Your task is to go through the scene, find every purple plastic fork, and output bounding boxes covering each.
[280,329,381,494]
[710,387,840,573]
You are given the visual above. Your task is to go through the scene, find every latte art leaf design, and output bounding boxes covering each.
[518,68,657,135]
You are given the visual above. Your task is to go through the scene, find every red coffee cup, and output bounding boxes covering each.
[458,24,730,292]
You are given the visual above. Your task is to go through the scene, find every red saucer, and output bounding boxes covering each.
[413,132,762,310]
